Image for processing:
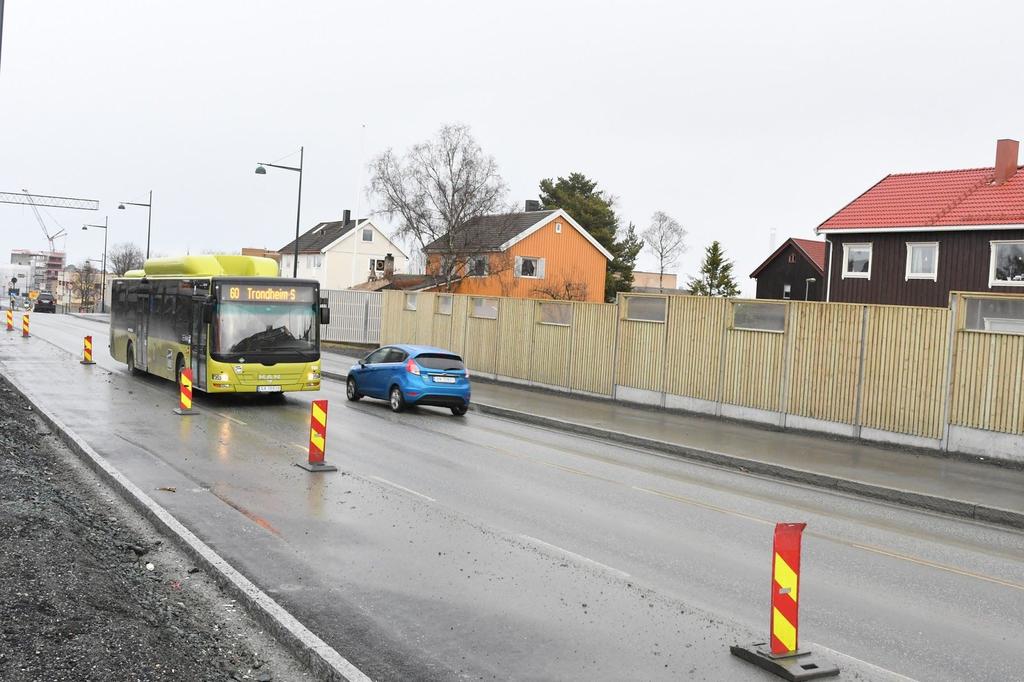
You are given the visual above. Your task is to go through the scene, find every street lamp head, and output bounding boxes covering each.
[81,225,88,231]
[255,165,267,175]
[118,203,126,210]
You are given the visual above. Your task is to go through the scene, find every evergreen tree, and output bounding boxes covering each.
[538,173,640,301]
[687,241,740,296]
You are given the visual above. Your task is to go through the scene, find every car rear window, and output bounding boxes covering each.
[38,294,54,301]
[414,353,465,371]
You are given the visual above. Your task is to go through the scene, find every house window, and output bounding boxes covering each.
[555,222,562,234]
[842,243,872,279]
[467,256,489,277]
[405,293,417,311]
[782,284,792,300]
[361,228,373,242]
[538,302,573,326]
[624,296,667,323]
[307,254,322,268]
[515,256,545,279]
[470,297,498,319]
[734,302,786,332]
[906,242,938,280]
[788,253,797,264]
[436,294,453,315]
[989,241,1024,286]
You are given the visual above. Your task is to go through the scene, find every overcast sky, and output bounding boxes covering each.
[2,0,1023,295]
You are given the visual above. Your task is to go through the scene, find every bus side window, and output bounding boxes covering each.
[174,295,190,339]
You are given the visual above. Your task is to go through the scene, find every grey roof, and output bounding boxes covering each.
[278,218,366,254]
[423,210,556,253]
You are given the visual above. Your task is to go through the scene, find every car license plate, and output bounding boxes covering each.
[433,376,456,384]
[257,385,282,393]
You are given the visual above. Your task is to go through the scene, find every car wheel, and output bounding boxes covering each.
[451,404,468,417]
[346,376,361,401]
[389,385,406,413]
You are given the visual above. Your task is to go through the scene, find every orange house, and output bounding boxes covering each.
[423,208,612,302]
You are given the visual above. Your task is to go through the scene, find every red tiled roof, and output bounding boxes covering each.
[749,238,826,278]
[818,166,1024,231]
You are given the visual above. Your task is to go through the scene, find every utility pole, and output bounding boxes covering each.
[0,0,6,75]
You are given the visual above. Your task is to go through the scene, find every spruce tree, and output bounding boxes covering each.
[687,241,740,296]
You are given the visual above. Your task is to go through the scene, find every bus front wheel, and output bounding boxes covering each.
[126,343,139,376]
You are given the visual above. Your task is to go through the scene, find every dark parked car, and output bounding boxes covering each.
[347,344,471,415]
[33,292,56,313]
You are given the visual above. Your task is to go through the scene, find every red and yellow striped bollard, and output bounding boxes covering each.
[80,335,96,365]
[297,399,337,472]
[729,522,839,678]
[5,309,12,332]
[173,367,198,415]
[769,522,805,655]
[21,313,30,338]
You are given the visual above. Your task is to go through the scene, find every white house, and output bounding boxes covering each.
[278,210,409,290]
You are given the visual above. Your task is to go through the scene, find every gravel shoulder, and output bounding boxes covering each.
[0,375,313,682]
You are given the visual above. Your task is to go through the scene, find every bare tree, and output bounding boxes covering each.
[641,211,687,291]
[369,124,516,290]
[70,261,98,310]
[532,266,590,301]
[108,242,145,276]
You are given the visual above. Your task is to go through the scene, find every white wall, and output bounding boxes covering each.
[278,223,409,289]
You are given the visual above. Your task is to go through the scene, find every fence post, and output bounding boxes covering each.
[715,299,730,417]
[778,302,795,428]
[362,294,370,344]
[852,305,869,438]
[939,294,960,451]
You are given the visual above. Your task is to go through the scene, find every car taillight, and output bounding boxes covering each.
[405,358,421,375]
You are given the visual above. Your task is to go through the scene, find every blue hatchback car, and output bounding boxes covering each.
[346,344,471,415]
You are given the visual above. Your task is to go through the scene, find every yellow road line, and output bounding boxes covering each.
[633,485,774,526]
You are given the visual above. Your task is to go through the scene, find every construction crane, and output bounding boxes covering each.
[21,189,67,252]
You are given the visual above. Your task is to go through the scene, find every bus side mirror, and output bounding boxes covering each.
[320,306,331,325]
[202,302,213,324]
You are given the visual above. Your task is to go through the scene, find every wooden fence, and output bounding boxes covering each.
[379,289,1024,444]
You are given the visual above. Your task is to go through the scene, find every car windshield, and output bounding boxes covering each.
[414,353,465,371]
[214,302,316,354]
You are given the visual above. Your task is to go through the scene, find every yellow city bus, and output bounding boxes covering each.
[110,255,328,394]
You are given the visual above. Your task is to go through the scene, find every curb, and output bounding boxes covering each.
[469,402,1024,531]
[1,371,372,682]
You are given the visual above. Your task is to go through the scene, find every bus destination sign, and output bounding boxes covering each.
[221,285,315,303]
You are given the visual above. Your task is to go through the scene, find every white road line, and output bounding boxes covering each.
[518,534,631,579]
[813,643,919,682]
[369,475,436,503]
[215,411,247,426]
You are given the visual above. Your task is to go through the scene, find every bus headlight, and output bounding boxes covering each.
[308,370,321,381]
[212,372,230,382]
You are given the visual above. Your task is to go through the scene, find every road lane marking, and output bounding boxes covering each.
[215,411,247,426]
[633,485,774,526]
[519,534,631,579]
[293,443,308,451]
[847,541,1024,592]
[813,643,919,682]
[369,475,436,502]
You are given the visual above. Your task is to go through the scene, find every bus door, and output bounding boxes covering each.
[135,287,150,372]
[191,297,208,390]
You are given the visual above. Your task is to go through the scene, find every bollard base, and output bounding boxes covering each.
[730,643,839,681]
[296,461,338,473]
[173,407,199,416]
[80,360,96,365]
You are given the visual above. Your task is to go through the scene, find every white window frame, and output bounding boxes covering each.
[436,294,453,315]
[555,222,563,234]
[466,256,489,277]
[841,243,872,279]
[782,284,791,300]
[989,240,1024,287]
[404,293,417,311]
[905,242,938,281]
[515,256,545,279]
[361,227,373,242]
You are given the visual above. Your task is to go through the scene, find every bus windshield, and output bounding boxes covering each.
[214,301,316,355]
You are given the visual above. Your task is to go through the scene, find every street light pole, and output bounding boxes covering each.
[82,217,109,313]
[118,191,153,259]
[255,147,304,278]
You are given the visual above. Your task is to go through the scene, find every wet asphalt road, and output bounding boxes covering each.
[3,314,1024,681]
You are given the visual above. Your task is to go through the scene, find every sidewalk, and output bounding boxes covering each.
[321,350,1024,528]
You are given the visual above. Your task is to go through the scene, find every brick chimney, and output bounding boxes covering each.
[993,139,1019,185]
[383,253,395,279]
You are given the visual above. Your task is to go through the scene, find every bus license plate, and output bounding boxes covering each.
[433,376,456,384]
[257,385,282,393]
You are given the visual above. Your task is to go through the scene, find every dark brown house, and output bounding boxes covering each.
[750,238,826,301]
[816,139,1024,307]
